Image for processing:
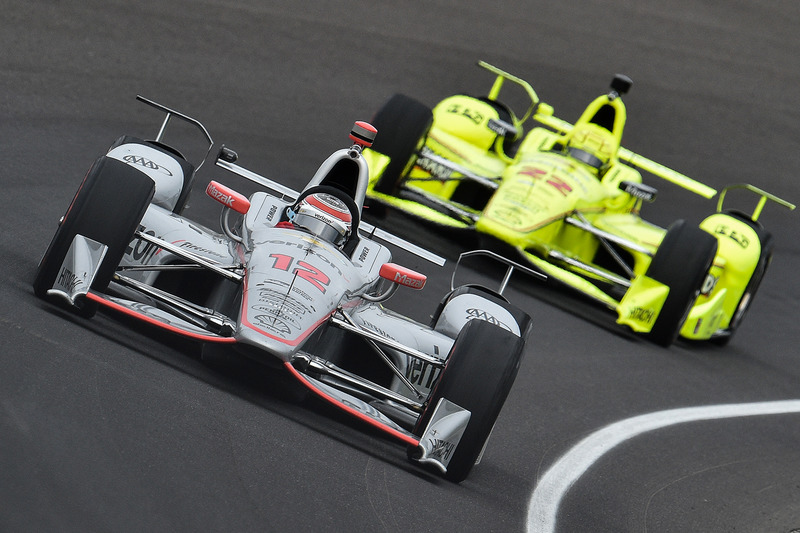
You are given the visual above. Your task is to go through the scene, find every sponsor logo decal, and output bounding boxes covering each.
[380,263,426,289]
[393,271,425,289]
[291,285,314,302]
[248,283,319,338]
[466,307,511,331]
[253,285,310,317]
[487,118,518,138]
[405,359,440,389]
[207,182,236,208]
[428,437,456,462]
[360,320,392,339]
[714,224,750,248]
[251,315,292,335]
[176,240,227,259]
[628,306,655,324]
[57,266,83,292]
[123,154,173,176]
[444,103,484,125]
[125,227,159,264]
[700,273,718,295]
[620,181,656,202]
[417,148,453,180]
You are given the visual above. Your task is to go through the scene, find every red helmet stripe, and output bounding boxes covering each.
[305,194,352,222]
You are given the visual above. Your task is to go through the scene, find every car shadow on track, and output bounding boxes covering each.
[49,298,447,484]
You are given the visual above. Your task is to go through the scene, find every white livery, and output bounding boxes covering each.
[34,96,533,482]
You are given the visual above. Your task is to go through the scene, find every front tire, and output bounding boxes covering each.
[645,219,718,346]
[370,94,432,195]
[33,157,155,317]
[410,318,525,482]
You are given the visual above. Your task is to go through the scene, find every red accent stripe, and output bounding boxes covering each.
[305,195,352,222]
[86,292,237,343]
[283,362,420,447]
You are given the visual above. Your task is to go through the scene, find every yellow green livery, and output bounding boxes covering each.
[364,62,794,346]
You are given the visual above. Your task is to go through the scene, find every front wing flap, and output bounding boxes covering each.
[46,234,108,306]
[285,363,472,475]
[616,274,670,333]
[413,398,470,474]
[283,362,421,446]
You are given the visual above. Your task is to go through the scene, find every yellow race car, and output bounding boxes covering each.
[363,62,795,346]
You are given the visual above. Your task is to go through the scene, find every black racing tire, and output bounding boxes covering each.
[33,156,155,317]
[645,219,718,346]
[711,213,774,346]
[409,318,525,483]
[370,94,432,195]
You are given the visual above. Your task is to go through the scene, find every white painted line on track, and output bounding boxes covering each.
[526,400,800,533]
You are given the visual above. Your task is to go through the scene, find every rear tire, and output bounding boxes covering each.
[409,318,525,482]
[33,157,155,317]
[370,94,432,194]
[645,220,718,346]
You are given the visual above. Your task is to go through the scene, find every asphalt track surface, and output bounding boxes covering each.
[3,1,800,532]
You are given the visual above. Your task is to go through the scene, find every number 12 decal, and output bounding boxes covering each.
[269,253,330,293]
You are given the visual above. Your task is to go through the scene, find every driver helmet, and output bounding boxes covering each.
[292,192,352,246]
[564,124,616,173]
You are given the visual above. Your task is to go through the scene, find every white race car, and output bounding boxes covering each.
[33,96,533,482]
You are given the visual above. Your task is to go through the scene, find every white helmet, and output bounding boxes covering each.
[293,192,353,246]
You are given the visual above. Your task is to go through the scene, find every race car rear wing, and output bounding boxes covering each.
[214,148,447,266]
